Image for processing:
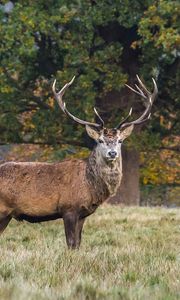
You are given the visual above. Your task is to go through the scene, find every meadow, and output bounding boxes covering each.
[0,205,179,300]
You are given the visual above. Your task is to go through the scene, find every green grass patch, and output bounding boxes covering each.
[0,205,180,300]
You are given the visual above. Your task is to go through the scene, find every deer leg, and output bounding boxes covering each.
[76,218,85,248]
[0,214,11,234]
[63,211,79,249]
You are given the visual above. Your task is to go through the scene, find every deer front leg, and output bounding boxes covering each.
[76,218,85,248]
[63,211,79,249]
[0,211,11,234]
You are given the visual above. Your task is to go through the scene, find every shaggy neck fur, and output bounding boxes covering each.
[86,146,122,202]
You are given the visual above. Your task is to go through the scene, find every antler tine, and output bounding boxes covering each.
[116,107,132,129]
[136,75,157,104]
[136,74,150,95]
[135,84,146,98]
[118,76,158,129]
[52,77,103,128]
[94,107,105,127]
[152,77,158,103]
[125,84,146,99]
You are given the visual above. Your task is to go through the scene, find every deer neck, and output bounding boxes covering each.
[87,147,123,200]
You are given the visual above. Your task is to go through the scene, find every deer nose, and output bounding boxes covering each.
[108,150,117,158]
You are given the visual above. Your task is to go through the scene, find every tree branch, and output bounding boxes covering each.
[0,139,87,148]
[159,146,180,152]
[30,95,51,110]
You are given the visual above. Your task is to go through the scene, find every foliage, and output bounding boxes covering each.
[141,185,180,206]
[138,0,180,53]
[0,205,180,300]
[139,134,180,185]
[141,149,179,185]
[0,0,179,145]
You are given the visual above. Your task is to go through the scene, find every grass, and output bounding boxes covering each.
[0,205,180,300]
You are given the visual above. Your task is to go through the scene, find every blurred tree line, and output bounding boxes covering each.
[0,0,179,204]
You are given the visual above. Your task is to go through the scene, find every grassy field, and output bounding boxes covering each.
[0,205,180,300]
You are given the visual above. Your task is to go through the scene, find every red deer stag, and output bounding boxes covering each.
[0,75,157,249]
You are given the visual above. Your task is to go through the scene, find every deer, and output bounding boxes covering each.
[0,75,157,249]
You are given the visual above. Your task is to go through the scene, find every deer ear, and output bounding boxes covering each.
[86,125,100,140]
[118,124,134,141]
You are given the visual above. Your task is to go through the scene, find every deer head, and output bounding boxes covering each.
[52,75,158,162]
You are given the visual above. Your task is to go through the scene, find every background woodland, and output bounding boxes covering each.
[0,0,179,205]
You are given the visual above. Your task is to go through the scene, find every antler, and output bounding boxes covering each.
[52,77,104,128]
[116,75,158,130]
[94,107,105,127]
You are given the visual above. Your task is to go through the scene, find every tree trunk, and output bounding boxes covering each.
[95,22,142,205]
[108,146,140,205]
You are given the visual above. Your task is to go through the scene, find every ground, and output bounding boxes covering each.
[0,205,179,300]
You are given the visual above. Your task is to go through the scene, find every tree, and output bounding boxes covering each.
[0,0,179,204]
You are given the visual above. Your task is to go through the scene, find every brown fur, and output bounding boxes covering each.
[0,160,92,218]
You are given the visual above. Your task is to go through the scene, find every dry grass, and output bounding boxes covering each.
[0,205,180,300]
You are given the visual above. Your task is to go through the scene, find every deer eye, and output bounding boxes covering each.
[99,139,104,143]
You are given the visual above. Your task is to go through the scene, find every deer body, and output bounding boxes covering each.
[0,154,121,221]
[0,160,90,220]
[0,151,122,248]
[0,75,157,248]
